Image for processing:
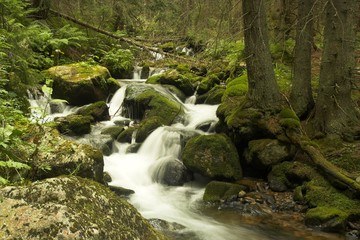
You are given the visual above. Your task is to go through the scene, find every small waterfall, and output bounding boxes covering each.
[108,85,127,117]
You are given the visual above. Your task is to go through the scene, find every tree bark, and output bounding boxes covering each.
[242,0,282,108]
[314,0,360,134]
[290,0,314,117]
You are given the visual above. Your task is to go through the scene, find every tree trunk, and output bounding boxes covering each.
[290,0,314,117]
[314,0,360,135]
[242,0,282,108]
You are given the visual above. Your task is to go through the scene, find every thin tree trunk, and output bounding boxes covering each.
[242,0,282,108]
[314,0,359,134]
[290,0,314,117]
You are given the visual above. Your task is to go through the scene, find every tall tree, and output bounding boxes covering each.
[314,0,360,135]
[290,0,314,117]
[242,0,282,108]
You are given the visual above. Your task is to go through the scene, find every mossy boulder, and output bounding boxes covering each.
[182,134,242,180]
[197,74,220,95]
[203,181,247,202]
[76,101,110,122]
[202,85,225,105]
[55,114,92,135]
[267,161,317,192]
[146,70,194,96]
[117,127,136,143]
[45,62,119,106]
[20,126,104,182]
[303,177,360,232]
[159,42,176,52]
[244,139,296,173]
[121,84,183,142]
[0,176,165,240]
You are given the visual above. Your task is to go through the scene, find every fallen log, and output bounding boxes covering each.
[48,9,194,62]
[285,130,360,196]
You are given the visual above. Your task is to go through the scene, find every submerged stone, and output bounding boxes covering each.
[0,176,165,240]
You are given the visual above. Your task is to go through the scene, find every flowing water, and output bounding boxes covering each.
[29,69,346,240]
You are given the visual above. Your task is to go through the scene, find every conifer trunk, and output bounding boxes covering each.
[290,0,314,117]
[314,0,359,134]
[242,0,282,108]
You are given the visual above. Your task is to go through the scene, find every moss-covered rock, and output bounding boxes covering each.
[244,139,296,173]
[267,161,317,192]
[303,176,360,232]
[121,84,183,142]
[101,125,125,139]
[21,126,104,182]
[182,134,242,180]
[146,70,194,96]
[45,62,117,106]
[76,101,110,122]
[0,176,165,240]
[203,181,247,202]
[117,127,136,143]
[203,85,226,105]
[55,114,93,135]
[197,74,220,95]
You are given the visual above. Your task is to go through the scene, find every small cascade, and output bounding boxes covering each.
[185,82,200,105]
[27,89,78,122]
[108,85,127,117]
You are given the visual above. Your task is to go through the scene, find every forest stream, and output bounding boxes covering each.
[29,68,346,240]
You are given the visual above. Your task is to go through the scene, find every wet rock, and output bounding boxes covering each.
[146,70,194,96]
[75,101,110,122]
[108,185,135,197]
[121,83,184,142]
[149,218,201,240]
[0,176,164,240]
[55,114,92,136]
[101,125,125,139]
[151,157,193,186]
[182,134,242,180]
[76,134,113,156]
[203,181,247,202]
[45,62,118,106]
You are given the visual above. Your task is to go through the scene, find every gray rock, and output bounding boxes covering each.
[0,176,165,240]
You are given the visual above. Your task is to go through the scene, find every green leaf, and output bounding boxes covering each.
[49,99,68,104]
[0,160,31,170]
[42,84,53,96]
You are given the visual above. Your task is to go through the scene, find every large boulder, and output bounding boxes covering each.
[0,176,165,240]
[182,134,242,180]
[146,70,194,96]
[45,62,120,106]
[23,126,104,182]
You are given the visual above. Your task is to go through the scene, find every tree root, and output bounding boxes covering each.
[286,130,360,197]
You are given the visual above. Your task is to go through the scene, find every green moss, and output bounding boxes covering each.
[182,134,242,180]
[222,75,248,100]
[176,63,190,73]
[76,101,109,122]
[56,115,92,135]
[136,117,163,142]
[305,207,348,231]
[204,85,225,105]
[280,118,301,128]
[159,42,176,52]
[101,126,124,139]
[279,108,300,121]
[203,181,246,202]
[117,127,136,143]
[146,70,194,96]
[197,74,220,95]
